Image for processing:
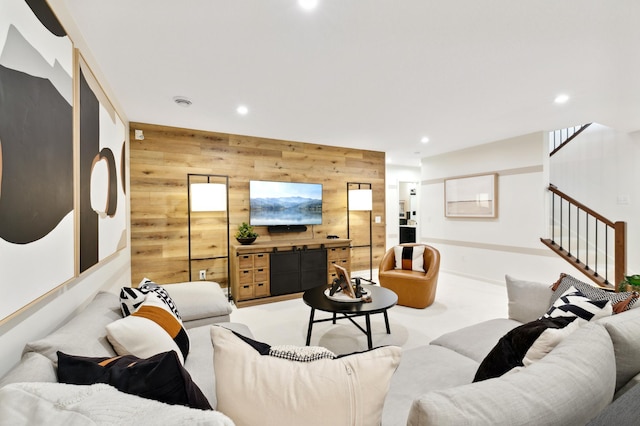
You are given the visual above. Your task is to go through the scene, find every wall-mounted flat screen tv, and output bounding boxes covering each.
[249,180,323,226]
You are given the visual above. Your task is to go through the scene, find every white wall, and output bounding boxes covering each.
[420,132,584,285]
[0,0,132,378]
[0,252,130,377]
[385,165,421,249]
[550,124,640,274]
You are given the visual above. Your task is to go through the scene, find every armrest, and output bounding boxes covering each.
[379,249,396,273]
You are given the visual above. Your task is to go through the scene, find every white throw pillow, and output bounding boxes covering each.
[210,326,401,426]
[523,318,581,366]
[106,294,190,364]
[393,245,425,272]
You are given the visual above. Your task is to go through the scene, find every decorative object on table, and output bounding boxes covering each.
[326,264,372,303]
[324,286,371,303]
[187,174,230,299]
[347,182,376,284]
[444,173,498,218]
[234,222,258,245]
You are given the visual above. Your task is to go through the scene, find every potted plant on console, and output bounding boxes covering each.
[235,222,258,245]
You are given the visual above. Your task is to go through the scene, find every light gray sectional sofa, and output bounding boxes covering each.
[383,275,640,425]
[1,276,640,425]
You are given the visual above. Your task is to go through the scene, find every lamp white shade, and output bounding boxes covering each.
[191,183,227,212]
[348,189,372,211]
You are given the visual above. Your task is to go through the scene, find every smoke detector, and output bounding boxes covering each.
[173,96,192,107]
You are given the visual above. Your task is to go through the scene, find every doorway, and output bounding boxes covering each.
[398,182,418,243]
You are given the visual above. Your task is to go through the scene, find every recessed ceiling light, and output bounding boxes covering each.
[236,105,249,115]
[298,0,318,11]
[421,136,429,143]
[554,94,569,104]
[173,96,192,107]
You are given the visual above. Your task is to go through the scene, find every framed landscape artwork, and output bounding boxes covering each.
[444,173,498,218]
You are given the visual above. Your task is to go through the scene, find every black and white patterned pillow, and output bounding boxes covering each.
[119,287,147,317]
[232,331,336,362]
[269,345,336,362]
[119,278,182,320]
[543,285,612,322]
[139,279,181,320]
[551,273,639,313]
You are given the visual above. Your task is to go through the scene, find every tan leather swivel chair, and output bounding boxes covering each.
[378,243,440,308]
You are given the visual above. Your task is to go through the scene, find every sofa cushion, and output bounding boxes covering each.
[505,275,553,323]
[23,292,121,363]
[587,382,640,426]
[57,351,211,410]
[394,245,425,272]
[551,273,638,313]
[161,281,232,323]
[407,323,616,426]
[598,306,640,392]
[210,325,401,426]
[0,352,57,387]
[182,323,250,410]
[430,318,522,363]
[383,344,480,426]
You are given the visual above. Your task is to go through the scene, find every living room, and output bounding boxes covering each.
[2,2,640,421]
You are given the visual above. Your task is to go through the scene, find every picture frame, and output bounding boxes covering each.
[399,200,406,219]
[444,173,498,218]
[333,263,355,298]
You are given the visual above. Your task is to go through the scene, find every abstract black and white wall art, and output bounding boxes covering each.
[0,0,74,320]
[1,0,128,322]
[79,57,127,274]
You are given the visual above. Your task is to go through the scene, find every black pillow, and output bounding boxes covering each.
[57,350,211,410]
[473,316,576,382]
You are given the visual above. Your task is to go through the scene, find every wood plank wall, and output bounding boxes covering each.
[129,122,386,287]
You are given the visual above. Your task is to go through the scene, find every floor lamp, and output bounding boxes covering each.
[187,173,231,300]
[347,182,375,284]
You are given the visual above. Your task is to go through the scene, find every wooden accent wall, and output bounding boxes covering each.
[129,123,385,287]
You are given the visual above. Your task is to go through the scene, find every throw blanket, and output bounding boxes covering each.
[0,382,234,426]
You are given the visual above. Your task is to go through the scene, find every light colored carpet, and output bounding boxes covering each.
[229,271,509,355]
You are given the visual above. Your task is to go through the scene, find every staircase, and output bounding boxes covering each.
[543,124,626,290]
[548,123,591,156]
[541,186,626,290]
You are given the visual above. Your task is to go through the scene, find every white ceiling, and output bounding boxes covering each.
[60,0,640,166]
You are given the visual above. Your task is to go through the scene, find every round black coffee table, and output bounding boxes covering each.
[303,285,398,350]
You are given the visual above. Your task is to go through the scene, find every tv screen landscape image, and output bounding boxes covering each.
[249,181,323,226]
